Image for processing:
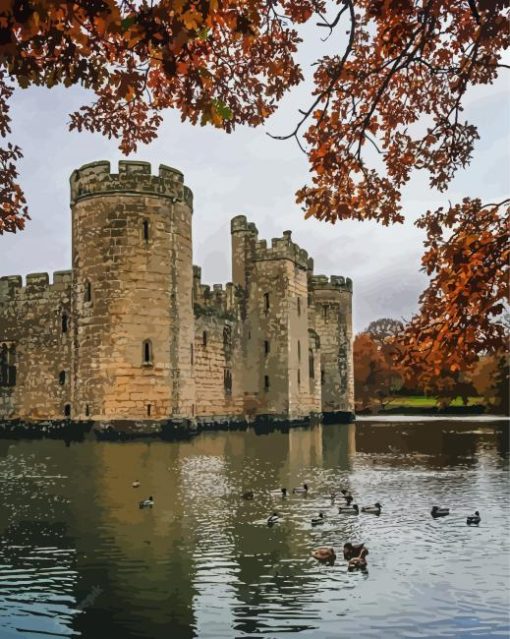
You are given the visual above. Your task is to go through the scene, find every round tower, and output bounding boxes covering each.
[70,160,195,421]
[309,275,354,420]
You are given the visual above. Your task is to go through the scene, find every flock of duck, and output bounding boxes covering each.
[244,484,482,572]
[132,481,481,571]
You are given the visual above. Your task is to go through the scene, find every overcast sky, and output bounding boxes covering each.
[1,29,508,332]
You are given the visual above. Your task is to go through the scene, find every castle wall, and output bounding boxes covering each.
[0,272,72,419]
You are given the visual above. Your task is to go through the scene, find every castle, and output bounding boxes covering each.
[0,161,354,429]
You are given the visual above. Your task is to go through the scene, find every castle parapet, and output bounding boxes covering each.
[310,274,353,292]
[253,231,309,269]
[0,271,74,299]
[70,160,192,207]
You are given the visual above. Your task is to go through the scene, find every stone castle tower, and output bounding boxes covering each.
[0,161,354,428]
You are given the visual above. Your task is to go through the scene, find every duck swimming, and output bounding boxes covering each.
[339,504,359,515]
[139,496,154,509]
[270,488,288,498]
[242,490,254,500]
[431,506,450,517]
[132,481,140,488]
[311,512,325,526]
[293,483,309,494]
[343,494,354,506]
[361,502,382,515]
[267,513,280,526]
[343,543,367,560]
[467,510,481,525]
[311,547,336,564]
[348,547,369,572]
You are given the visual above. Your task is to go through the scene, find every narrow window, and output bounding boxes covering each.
[190,343,194,365]
[142,219,150,242]
[191,403,195,416]
[143,339,152,365]
[264,340,270,356]
[84,281,92,303]
[264,375,270,392]
[59,370,66,385]
[321,369,325,385]
[309,349,315,379]
[61,313,68,334]
[147,404,151,417]
[202,331,207,347]
[223,325,232,348]
[85,405,90,417]
[323,305,328,320]
[298,369,301,386]
[298,340,301,362]
[64,403,71,417]
[297,297,301,317]
[264,292,270,311]
[224,369,232,396]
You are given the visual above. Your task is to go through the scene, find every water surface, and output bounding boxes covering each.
[0,419,508,638]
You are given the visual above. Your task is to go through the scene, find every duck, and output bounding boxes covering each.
[431,506,450,517]
[361,502,382,515]
[293,483,309,494]
[343,493,354,506]
[339,504,359,515]
[132,480,140,488]
[311,547,336,564]
[139,496,154,509]
[267,512,280,526]
[242,490,254,500]
[311,512,325,526]
[348,547,369,572]
[270,487,288,498]
[466,510,481,526]
[343,542,367,560]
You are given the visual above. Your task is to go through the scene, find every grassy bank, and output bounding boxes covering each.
[383,395,485,409]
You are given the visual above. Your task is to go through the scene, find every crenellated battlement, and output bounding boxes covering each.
[253,230,309,269]
[194,280,241,320]
[70,160,193,207]
[310,274,353,292]
[0,270,73,300]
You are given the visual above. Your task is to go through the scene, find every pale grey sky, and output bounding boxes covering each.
[1,43,508,331]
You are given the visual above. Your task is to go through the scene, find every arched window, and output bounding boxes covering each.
[142,219,150,242]
[61,312,68,333]
[147,404,152,417]
[264,292,270,311]
[142,340,152,365]
[84,281,92,302]
[64,403,71,417]
[264,375,270,391]
[59,370,66,385]
[202,331,207,347]
[264,340,270,356]
[309,349,315,379]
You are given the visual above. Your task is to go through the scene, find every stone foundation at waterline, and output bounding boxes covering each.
[0,161,354,433]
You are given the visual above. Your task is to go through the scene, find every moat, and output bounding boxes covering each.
[0,419,508,639]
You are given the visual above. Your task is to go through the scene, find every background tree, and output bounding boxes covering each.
[354,331,397,411]
[1,0,508,377]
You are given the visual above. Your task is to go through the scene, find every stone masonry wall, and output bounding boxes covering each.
[0,272,72,419]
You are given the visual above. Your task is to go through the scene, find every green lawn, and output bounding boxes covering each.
[384,395,486,408]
